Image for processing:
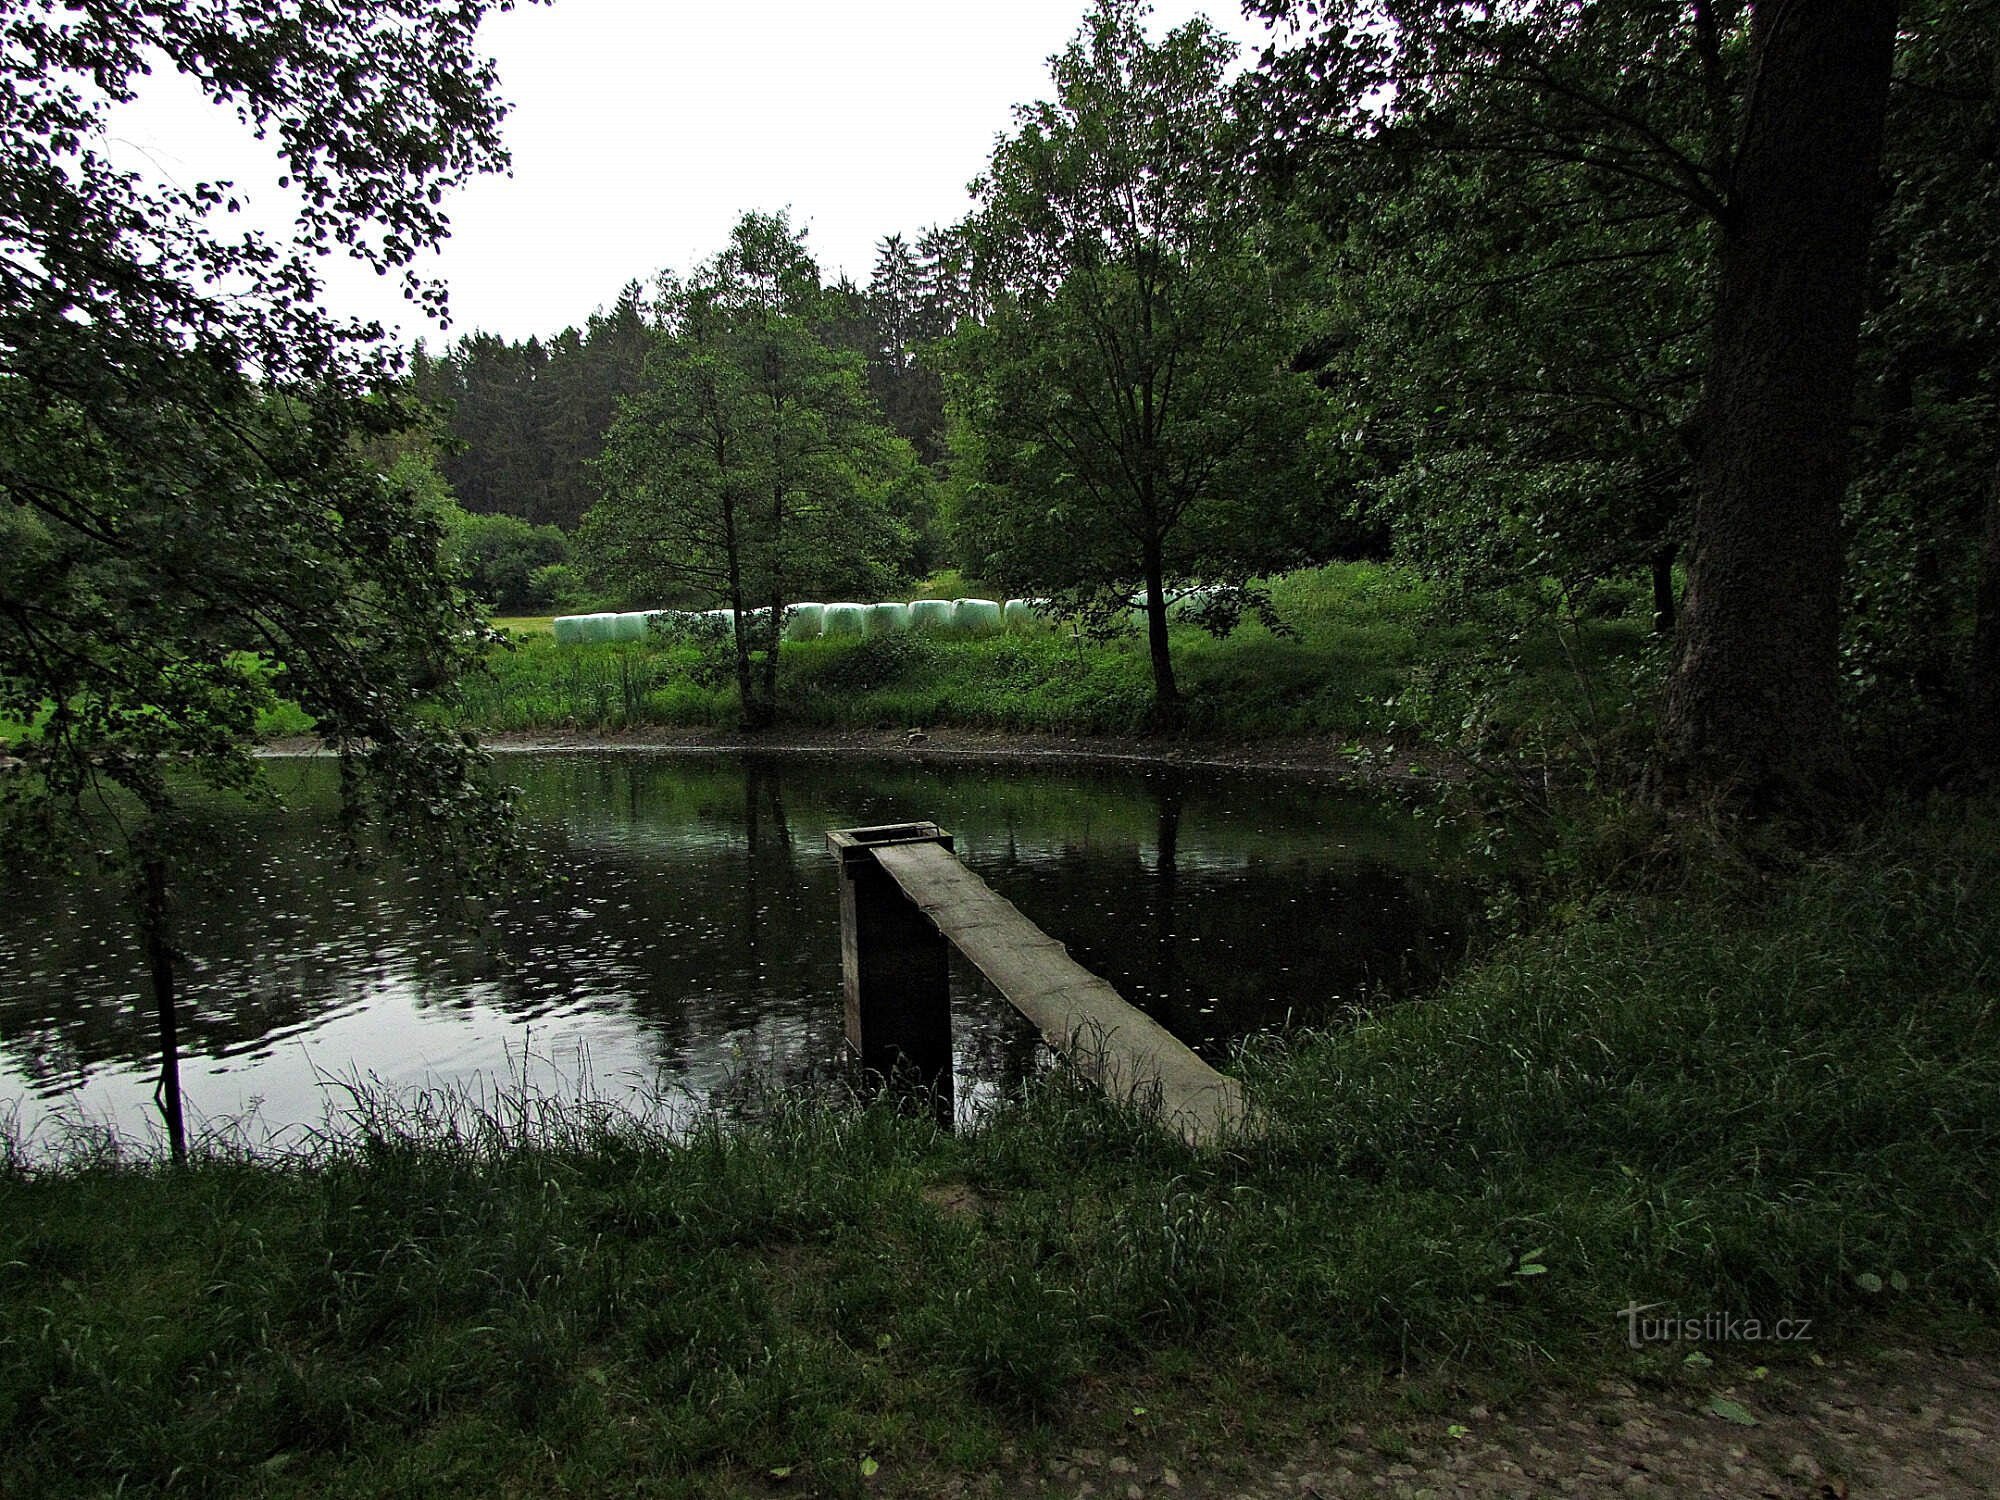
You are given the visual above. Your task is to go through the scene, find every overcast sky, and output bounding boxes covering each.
[107,0,1280,347]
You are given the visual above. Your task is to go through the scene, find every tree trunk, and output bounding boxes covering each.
[761,587,783,718]
[720,500,766,731]
[1650,546,1678,636]
[141,854,187,1166]
[1662,0,1900,810]
[1142,541,1180,722]
[1969,454,2000,772]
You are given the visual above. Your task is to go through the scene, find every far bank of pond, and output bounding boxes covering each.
[0,749,1474,1151]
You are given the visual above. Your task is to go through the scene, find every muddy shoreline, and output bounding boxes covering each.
[259,724,1446,786]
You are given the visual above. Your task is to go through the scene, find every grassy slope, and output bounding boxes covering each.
[457,563,1651,740]
[5,808,1996,1497]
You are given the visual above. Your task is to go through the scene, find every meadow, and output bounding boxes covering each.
[456,563,1654,746]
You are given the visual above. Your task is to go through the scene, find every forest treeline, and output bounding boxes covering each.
[411,0,1997,803]
[410,230,955,532]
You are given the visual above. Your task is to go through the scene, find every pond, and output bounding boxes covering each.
[0,751,1473,1151]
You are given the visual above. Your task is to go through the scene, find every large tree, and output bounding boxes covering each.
[584,213,911,728]
[1255,0,1906,807]
[945,0,1324,719]
[0,0,528,1158]
[1663,0,1900,805]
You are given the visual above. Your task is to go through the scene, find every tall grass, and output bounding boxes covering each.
[5,806,1997,1496]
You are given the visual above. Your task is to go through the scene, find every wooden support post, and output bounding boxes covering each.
[827,823,955,1102]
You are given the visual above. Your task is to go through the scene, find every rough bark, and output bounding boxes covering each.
[1970,454,2000,771]
[1662,0,1901,809]
[1141,543,1181,720]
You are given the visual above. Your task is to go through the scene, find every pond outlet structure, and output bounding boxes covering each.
[826,822,1250,1148]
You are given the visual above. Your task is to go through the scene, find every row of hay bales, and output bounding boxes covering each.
[553,598,1062,646]
[788,598,1030,641]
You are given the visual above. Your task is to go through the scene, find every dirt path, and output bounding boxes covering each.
[995,1345,2000,1498]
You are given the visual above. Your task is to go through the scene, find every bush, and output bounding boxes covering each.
[448,511,573,612]
[526,561,587,612]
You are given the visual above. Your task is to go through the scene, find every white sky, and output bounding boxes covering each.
[105,0,1282,347]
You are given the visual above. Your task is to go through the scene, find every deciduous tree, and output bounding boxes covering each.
[946,0,1324,719]
[584,213,911,728]
[0,0,530,1158]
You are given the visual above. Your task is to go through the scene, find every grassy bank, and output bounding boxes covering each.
[453,564,1652,741]
[5,806,1996,1497]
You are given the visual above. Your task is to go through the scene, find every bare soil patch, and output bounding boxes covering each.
[975,1344,2000,1499]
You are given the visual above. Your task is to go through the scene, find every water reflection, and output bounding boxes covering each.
[0,752,1470,1149]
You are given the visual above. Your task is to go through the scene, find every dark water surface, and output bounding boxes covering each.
[1,751,1471,1150]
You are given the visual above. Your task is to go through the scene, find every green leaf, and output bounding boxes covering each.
[1855,1272,1885,1293]
[1707,1397,1758,1427]
[860,1456,879,1479]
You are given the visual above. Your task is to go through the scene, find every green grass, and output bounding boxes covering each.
[6,805,1997,1496]
[452,563,1652,740]
[1,653,319,747]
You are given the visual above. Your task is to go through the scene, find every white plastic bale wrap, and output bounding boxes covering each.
[611,612,649,642]
[551,615,587,645]
[784,603,824,641]
[821,602,867,639]
[865,601,911,636]
[952,598,1003,638]
[584,612,623,643]
[908,598,955,634]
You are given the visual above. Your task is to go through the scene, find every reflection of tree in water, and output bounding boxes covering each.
[2,753,1471,1114]
[972,768,1473,1060]
[0,821,485,1091]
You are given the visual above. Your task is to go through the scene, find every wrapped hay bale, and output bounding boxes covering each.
[612,611,649,642]
[784,603,825,641]
[581,612,623,643]
[865,601,911,636]
[908,598,955,634]
[1168,586,1214,619]
[953,597,1003,638]
[551,614,589,645]
[821,602,867,639]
